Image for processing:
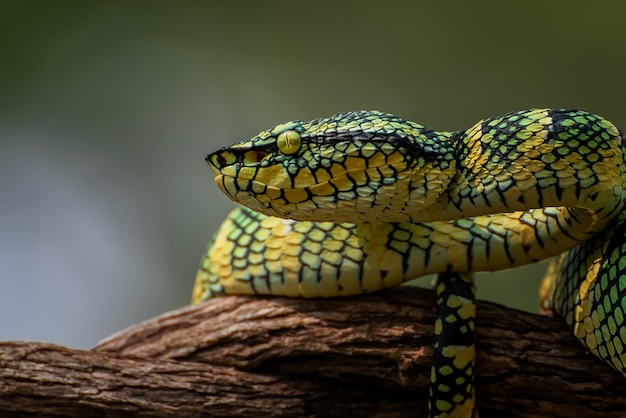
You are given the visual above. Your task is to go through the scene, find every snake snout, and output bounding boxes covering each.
[205,154,223,177]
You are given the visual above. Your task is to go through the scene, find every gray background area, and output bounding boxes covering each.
[2,1,625,348]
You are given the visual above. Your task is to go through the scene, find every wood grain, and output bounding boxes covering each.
[1,287,624,417]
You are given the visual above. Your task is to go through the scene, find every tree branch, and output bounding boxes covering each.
[1,287,624,417]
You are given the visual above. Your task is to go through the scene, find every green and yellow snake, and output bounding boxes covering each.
[192,108,626,417]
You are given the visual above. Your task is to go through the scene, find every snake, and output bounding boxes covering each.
[191,108,626,417]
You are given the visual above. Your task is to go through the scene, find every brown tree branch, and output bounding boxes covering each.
[1,287,625,417]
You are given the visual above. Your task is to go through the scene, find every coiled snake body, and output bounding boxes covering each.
[192,108,626,417]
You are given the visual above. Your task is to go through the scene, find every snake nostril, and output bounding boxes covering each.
[216,155,227,166]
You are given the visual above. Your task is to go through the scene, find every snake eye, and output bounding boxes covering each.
[276,130,302,155]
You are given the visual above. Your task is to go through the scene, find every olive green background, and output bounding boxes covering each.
[1,1,625,348]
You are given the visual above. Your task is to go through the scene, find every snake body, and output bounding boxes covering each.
[193,108,626,417]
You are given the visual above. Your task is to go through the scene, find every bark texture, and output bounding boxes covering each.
[1,287,625,417]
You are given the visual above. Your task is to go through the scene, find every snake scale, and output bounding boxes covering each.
[192,108,626,417]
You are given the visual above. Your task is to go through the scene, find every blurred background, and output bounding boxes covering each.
[1,1,625,349]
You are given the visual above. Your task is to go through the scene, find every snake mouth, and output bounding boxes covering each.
[215,172,328,209]
[213,166,426,225]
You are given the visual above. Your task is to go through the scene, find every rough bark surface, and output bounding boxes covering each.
[1,287,625,418]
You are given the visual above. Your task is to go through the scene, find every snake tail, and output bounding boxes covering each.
[430,273,477,418]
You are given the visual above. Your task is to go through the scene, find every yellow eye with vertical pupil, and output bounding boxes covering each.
[276,130,302,155]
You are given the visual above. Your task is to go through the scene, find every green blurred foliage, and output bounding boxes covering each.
[1,0,625,347]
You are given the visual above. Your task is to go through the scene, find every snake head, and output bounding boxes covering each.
[206,110,455,224]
